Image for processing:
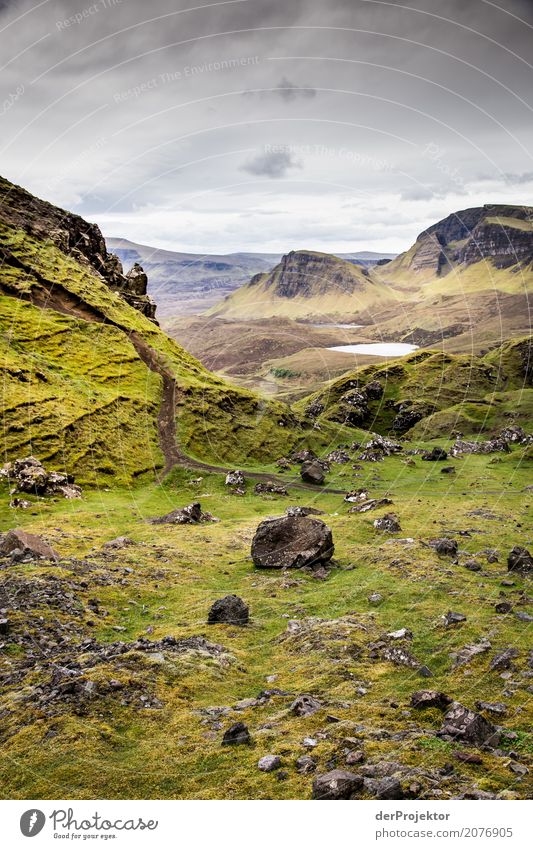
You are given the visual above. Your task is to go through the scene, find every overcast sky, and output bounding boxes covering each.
[1,0,533,253]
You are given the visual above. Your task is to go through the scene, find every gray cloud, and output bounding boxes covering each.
[241,149,302,178]
[0,0,531,253]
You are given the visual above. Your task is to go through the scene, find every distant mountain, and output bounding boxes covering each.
[106,238,282,316]
[207,205,533,347]
[207,249,392,320]
[106,238,397,317]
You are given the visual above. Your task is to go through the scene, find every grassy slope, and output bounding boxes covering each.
[296,341,533,438]
[0,442,531,799]
[0,223,307,480]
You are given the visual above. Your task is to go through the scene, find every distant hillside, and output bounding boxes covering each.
[106,238,282,316]
[208,249,393,320]
[207,205,533,348]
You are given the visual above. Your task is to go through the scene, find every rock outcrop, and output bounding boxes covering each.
[0,176,156,320]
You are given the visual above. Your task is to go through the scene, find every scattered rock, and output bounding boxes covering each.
[258,755,281,772]
[443,611,467,627]
[1,456,82,499]
[291,694,322,717]
[422,447,448,461]
[430,538,458,557]
[150,502,218,525]
[0,617,10,635]
[208,595,249,626]
[296,755,317,774]
[251,515,334,569]
[225,470,245,488]
[387,628,413,640]
[344,489,369,503]
[368,592,383,605]
[438,702,499,747]
[349,498,393,514]
[346,750,365,766]
[300,459,326,485]
[326,449,351,464]
[418,665,434,678]
[365,776,404,799]
[285,506,325,517]
[451,639,491,668]
[411,690,452,710]
[495,602,513,614]
[450,437,510,457]
[463,559,481,572]
[507,546,533,573]
[490,647,519,671]
[373,513,401,533]
[103,537,135,550]
[0,529,59,561]
[312,769,363,800]
[254,481,288,496]
[222,722,251,746]
[441,466,456,475]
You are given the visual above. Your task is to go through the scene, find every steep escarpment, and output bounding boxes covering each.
[0,176,156,320]
[209,250,390,320]
[383,204,533,280]
[0,177,303,483]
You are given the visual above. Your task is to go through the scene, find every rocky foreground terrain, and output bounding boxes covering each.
[0,421,532,800]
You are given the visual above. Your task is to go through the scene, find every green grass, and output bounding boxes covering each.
[0,438,531,799]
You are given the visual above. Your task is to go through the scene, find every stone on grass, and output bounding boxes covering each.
[365,776,404,800]
[208,595,249,626]
[225,470,245,487]
[438,702,499,747]
[222,722,251,746]
[300,459,326,485]
[422,447,448,461]
[254,481,288,496]
[443,611,467,627]
[258,755,281,772]
[507,546,533,573]
[0,529,58,561]
[291,694,321,717]
[490,647,519,671]
[373,513,401,533]
[431,538,458,557]
[251,515,334,570]
[312,769,363,800]
[411,690,452,710]
[296,755,316,774]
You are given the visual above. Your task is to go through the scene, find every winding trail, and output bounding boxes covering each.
[3,260,346,495]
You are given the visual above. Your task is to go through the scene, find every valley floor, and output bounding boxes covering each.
[0,441,532,800]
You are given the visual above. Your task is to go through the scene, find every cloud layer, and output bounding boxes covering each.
[1,0,532,253]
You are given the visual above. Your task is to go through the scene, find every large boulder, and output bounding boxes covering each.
[438,701,499,747]
[508,546,533,573]
[312,769,363,800]
[0,529,58,561]
[251,515,334,569]
[300,459,325,485]
[208,595,249,626]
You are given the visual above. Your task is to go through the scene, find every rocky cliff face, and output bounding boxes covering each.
[409,204,533,276]
[0,177,156,320]
[251,250,369,299]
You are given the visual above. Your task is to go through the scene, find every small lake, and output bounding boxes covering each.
[328,342,419,357]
